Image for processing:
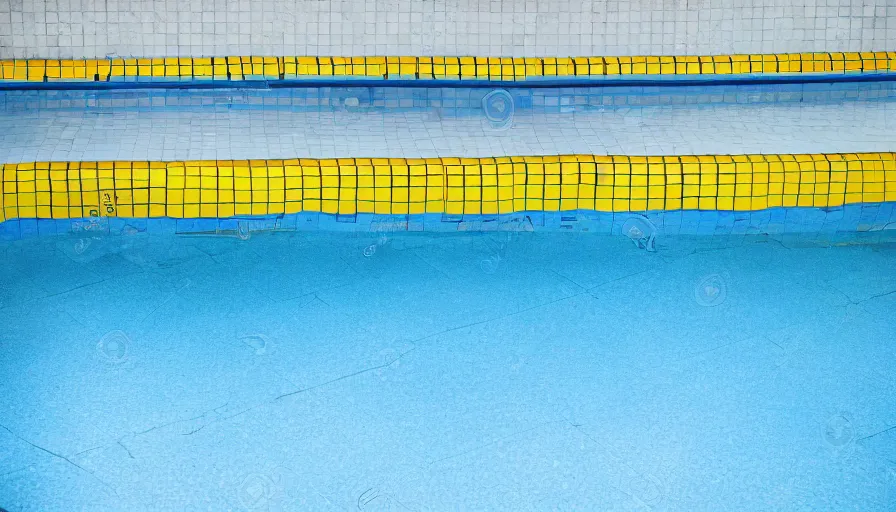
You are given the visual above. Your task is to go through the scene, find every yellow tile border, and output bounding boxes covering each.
[1,153,894,223]
[1,52,894,82]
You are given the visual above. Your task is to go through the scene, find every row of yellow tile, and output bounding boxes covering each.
[2,154,894,222]
[2,53,895,82]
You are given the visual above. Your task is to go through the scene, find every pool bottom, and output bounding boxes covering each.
[0,228,894,510]
[2,203,895,246]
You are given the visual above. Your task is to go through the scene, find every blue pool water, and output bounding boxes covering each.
[1,79,896,511]
[1,228,895,510]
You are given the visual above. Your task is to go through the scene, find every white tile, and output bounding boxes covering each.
[2,0,895,59]
[1,83,894,162]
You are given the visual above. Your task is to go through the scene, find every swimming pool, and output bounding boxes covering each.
[2,81,895,162]
[1,76,895,510]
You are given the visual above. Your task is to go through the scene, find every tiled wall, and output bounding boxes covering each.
[2,0,895,59]
[6,53,896,83]
[4,54,895,84]
[3,154,894,225]
[3,154,895,242]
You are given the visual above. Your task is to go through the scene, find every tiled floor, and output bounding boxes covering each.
[1,231,894,510]
[1,83,895,162]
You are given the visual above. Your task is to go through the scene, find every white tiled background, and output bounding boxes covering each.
[1,0,895,59]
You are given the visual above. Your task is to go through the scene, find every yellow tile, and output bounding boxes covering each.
[585,198,608,211]
[610,199,629,211]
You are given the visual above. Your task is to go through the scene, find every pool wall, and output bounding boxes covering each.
[1,154,895,241]
[3,203,896,244]
[3,154,895,221]
[2,53,895,86]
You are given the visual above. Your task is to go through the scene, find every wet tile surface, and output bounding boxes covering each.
[1,83,895,162]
